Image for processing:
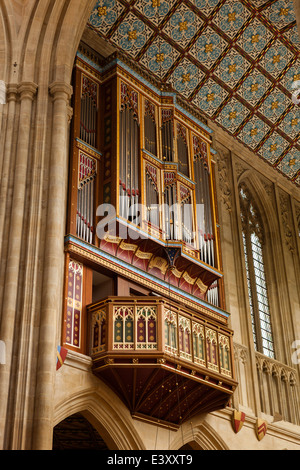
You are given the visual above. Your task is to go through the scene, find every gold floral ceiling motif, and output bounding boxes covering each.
[88,0,300,185]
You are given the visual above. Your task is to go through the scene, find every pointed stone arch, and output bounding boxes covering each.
[0,2,10,81]
[238,169,296,362]
[170,420,229,450]
[238,170,278,245]
[53,412,110,450]
[53,388,146,450]
[50,0,97,84]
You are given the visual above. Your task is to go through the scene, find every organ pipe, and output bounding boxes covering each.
[177,124,189,177]
[119,103,140,222]
[145,164,159,226]
[76,152,97,244]
[80,76,97,148]
[161,109,174,162]
[207,280,219,307]
[144,101,157,156]
[193,138,215,267]
[163,173,178,240]
[180,186,193,245]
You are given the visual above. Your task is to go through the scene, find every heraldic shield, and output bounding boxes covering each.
[256,419,267,441]
[232,410,246,434]
[56,346,68,371]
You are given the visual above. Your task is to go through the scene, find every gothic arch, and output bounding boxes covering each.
[0,2,10,81]
[237,171,278,245]
[0,1,96,85]
[237,170,299,377]
[50,0,97,84]
[170,421,229,450]
[53,388,146,450]
[238,173,279,355]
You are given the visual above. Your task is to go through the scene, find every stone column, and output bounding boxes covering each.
[32,81,72,450]
[0,84,19,257]
[0,82,37,449]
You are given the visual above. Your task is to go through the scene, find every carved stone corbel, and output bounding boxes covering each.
[279,191,295,253]
[215,147,232,212]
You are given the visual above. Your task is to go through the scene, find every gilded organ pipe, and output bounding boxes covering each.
[80,76,97,148]
[193,137,215,267]
[144,101,157,156]
[77,152,96,244]
[177,123,189,177]
[161,109,174,162]
[119,87,140,223]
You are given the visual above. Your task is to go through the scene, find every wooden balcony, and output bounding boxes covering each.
[88,296,237,429]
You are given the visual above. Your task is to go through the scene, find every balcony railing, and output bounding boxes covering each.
[89,297,234,377]
[256,352,300,425]
[88,296,237,427]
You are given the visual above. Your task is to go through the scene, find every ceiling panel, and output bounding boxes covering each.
[88,0,300,185]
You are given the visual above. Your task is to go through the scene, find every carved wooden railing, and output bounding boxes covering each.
[88,296,235,381]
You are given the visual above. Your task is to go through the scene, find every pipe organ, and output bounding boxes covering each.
[69,54,220,265]
[62,45,236,426]
[66,46,226,359]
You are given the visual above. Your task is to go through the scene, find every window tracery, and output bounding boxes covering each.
[239,183,275,359]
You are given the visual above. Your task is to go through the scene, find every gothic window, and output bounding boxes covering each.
[164,310,177,354]
[239,184,275,359]
[113,306,134,350]
[192,323,205,366]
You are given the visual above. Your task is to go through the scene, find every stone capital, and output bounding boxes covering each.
[49,81,73,102]
[17,82,38,101]
[67,105,73,124]
[5,83,19,102]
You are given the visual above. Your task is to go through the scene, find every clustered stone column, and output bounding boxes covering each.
[0,79,72,450]
[0,82,37,449]
[32,81,73,450]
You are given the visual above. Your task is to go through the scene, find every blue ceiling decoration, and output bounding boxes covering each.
[88,0,300,185]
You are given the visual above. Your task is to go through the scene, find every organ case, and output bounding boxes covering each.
[67,50,224,309]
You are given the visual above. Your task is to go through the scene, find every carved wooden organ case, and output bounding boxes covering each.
[64,47,226,354]
[62,47,238,425]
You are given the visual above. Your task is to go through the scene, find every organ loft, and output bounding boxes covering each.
[63,44,237,427]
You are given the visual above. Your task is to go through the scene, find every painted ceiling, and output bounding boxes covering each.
[88,0,300,186]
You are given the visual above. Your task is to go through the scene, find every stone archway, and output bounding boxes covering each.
[53,412,110,450]
[170,421,229,450]
[53,385,146,451]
